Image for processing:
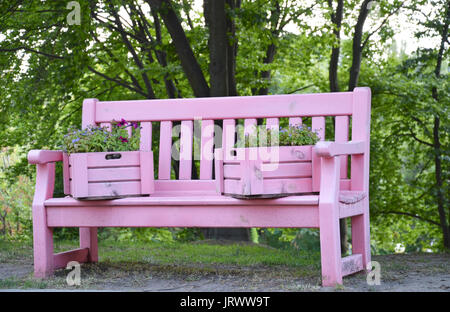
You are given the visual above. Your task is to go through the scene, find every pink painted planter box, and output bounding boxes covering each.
[220,145,314,198]
[62,151,154,200]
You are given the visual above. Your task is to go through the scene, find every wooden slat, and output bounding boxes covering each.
[335,116,349,179]
[47,205,320,228]
[63,153,70,195]
[289,117,302,127]
[244,119,257,147]
[154,180,218,196]
[222,119,236,161]
[82,98,97,128]
[95,92,353,122]
[224,146,312,164]
[86,181,141,198]
[88,167,140,182]
[158,121,173,180]
[266,118,279,129]
[214,149,224,194]
[240,150,264,195]
[340,179,351,190]
[70,153,88,198]
[312,116,326,192]
[140,122,152,152]
[339,200,365,219]
[53,248,89,270]
[82,151,140,168]
[200,120,215,179]
[45,192,320,207]
[341,254,363,277]
[312,117,325,140]
[139,151,154,195]
[100,122,111,131]
[179,120,193,180]
[224,162,312,179]
[224,178,313,195]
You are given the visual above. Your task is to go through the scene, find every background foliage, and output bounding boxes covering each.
[0,0,448,253]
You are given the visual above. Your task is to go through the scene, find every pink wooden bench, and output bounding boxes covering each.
[27,87,371,287]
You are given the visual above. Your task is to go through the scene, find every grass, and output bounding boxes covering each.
[0,239,322,290]
[2,239,447,290]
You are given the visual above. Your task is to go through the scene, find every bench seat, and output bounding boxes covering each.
[43,192,366,228]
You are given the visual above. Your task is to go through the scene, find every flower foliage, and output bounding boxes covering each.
[60,119,140,154]
[237,124,320,148]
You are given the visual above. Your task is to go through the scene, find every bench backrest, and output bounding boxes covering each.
[82,87,371,196]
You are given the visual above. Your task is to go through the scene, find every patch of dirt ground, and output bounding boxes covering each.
[1,252,449,292]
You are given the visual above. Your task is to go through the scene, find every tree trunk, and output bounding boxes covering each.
[207,0,229,96]
[431,5,449,248]
[202,0,250,241]
[226,0,239,96]
[257,43,277,95]
[328,0,343,93]
[348,0,371,91]
[147,0,210,97]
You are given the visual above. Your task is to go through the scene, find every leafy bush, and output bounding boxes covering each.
[237,124,320,147]
[60,119,141,154]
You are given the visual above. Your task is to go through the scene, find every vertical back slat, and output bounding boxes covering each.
[158,121,173,180]
[265,118,279,146]
[312,117,326,140]
[351,88,371,192]
[100,122,111,131]
[82,98,98,129]
[179,120,193,180]
[335,116,349,179]
[244,118,257,147]
[140,122,152,152]
[289,117,302,127]
[222,119,236,160]
[266,118,279,129]
[312,116,326,192]
[244,119,257,135]
[200,120,214,179]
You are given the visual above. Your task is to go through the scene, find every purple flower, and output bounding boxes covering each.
[72,138,80,143]
[119,136,128,143]
[117,118,128,127]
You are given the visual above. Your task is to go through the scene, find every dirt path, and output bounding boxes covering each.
[1,253,449,292]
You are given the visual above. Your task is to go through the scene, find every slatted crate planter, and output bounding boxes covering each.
[62,151,154,200]
[217,145,314,198]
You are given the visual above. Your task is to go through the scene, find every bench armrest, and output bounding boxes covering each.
[28,150,63,165]
[314,141,365,158]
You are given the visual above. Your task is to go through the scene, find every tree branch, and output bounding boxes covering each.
[379,210,441,226]
[0,47,64,59]
[87,65,148,97]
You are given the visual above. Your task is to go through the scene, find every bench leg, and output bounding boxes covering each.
[32,163,56,278]
[318,156,342,287]
[319,202,343,287]
[80,227,98,263]
[351,197,371,268]
[32,203,54,278]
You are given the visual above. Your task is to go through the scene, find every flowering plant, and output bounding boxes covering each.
[60,119,141,154]
[237,124,320,147]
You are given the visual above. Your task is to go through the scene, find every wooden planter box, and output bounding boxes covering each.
[218,146,313,198]
[62,151,154,200]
